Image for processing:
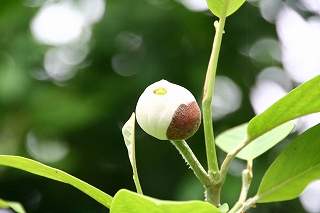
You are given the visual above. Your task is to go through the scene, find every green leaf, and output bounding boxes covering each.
[0,198,26,213]
[206,0,245,18]
[216,122,294,160]
[248,75,320,139]
[122,112,143,194]
[122,112,136,167]
[255,123,320,203]
[0,155,113,208]
[110,189,221,213]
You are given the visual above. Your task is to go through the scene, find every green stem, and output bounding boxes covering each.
[228,167,253,213]
[202,6,229,180]
[207,133,254,206]
[171,140,223,206]
[171,140,212,186]
[205,182,222,206]
[133,160,143,195]
[241,196,258,213]
[218,135,259,192]
[219,138,249,185]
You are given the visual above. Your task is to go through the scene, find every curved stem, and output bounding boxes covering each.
[133,155,143,195]
[171,140,212,187]
[171,140,224,206]
[219,138,249,185]
[228,164,253,213]
[218,132,261,187]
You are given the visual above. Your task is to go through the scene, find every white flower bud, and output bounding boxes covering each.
[135,79,201,140]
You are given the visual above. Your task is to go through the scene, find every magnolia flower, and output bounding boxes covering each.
[135,79,201,140]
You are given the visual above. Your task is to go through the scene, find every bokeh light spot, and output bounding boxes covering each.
[259,0,283,23]
[30,2,85,46]
[249,38,282,65]
[26,131,70,163]
[299,0,320,15]
[177,0,208,12]
[211,76,242,121]
[43,47,76,81]
[250,67,289,115]
[78,0,105,24]
[276,6,320,83]
[112,31,145,77]
[300,180,320,213]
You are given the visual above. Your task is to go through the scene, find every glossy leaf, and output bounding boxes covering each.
[206,0,246,18]
[0,198,25,213]
[110,189,221,213]
[216,122,294,160]
[248,75,320,139]
[255,123,320,203]
[0,155,113,208]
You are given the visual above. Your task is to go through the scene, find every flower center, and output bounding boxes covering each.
[153,87,167,95]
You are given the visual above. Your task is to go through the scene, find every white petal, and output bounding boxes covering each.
[136,80,196,140]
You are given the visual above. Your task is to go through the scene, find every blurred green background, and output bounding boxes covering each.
[0,0,317,212]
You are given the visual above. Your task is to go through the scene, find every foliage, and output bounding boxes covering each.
[206,0,245,17]
[248,75,320,138]
[110,189,222,213]
[256,123,320,203]
[216,122,295,161]
[0,155,112,208]
[122,112,143,194]
[0,0,318,213]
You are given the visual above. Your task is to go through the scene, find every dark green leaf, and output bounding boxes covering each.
[255,123,320,203]
[216,122,294,160]
[206,0,246,18]
[110,189,221,213]
[248,75,320,139]
[0,155,113,208]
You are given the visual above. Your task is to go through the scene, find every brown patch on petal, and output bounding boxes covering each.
[166,101,201,140]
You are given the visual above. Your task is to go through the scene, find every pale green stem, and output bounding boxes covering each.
[205,181,222,207]
[131,137,143,194]
[133,162,143,194]
[241,196,258,213]
[219,134,260,187]
[171,140,212,187]
[202,6,229,180]
[171,140,224,206]
[228,164,253,213]
[218,138,250,185]
[200,136,254,208]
